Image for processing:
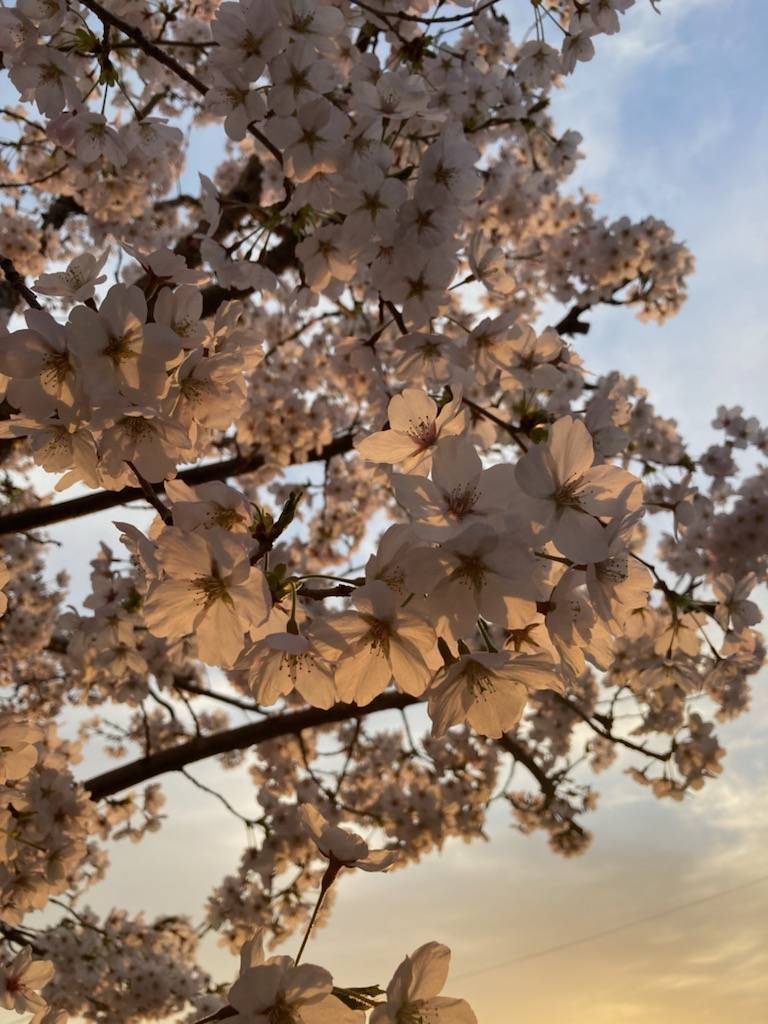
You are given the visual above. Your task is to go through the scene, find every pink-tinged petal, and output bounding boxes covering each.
[157,528,211,578]
[322,611,371,644]
[357,848,402,872]
[426,996,478,1023]
[536,327,563,360]
[392,473,443,519]
[388,389,437,432]
[281,963,333,1005]
[501,653,563,692]
[427,673,470,737]
[229,964,284,1013]
[468,681,526,737]
[334,645,392,704]
[196,599,246,667]
[406,942,451,1001]
[437,408,469,439]
[548,415,595,483]
[0,330,49,377]
[356,430,417,463]
[19,959,54,989]
[579,464,643,516]
[515,445,555,498]
[431,436,482,493]
[143,579,199,638]
[553,508,610,563]
[501,596,539,629]
[389,637,431,696]
[474,462,518,511]
[229,569,271,629]
[3,742,38,781]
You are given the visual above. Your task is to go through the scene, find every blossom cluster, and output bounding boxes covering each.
[0,1,763,1020]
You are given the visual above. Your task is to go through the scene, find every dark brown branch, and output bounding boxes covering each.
[462,397,528,452]
[172,679,263,713]
[554,302,590,337]
[0,253,42,310]
[84,689,578,807]
[497,734,556,803]
[0,432,354,537]
[126,461,172,524]
[78,0,208,95]
[553,693,673,761]
[84,692,423,800]
[79,0,285,169]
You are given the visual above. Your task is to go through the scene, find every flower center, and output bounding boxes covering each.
[406,417,437,450]
[192,576,231,608]
[553,477,584,509]
[446,484,479,519]
[453,554,487,591]
[40,351,70,392]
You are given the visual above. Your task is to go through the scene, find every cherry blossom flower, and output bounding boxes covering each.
[355,388,468,476]
[0,718,43,784]
[66,285,179,403]
[0,947,54,1014]
[122,244,209,287]
[143,528,271,667]
[351,70,431,123]
[497,325,564,392]
[585,512,653,630]
[8,47,79,117]
[229,954,361,1024]
[427,650,561,738]
[392,436,514,541]
[515,415,642,562]
[211,0,287,78]
[429,524,545,638]
[370,942,476,1024]
[0,309,75,417]
[205,67,268,142]
[317,581,437,705]
[269,41,338,116]
[713,573,761,633]
[300,804,400,872]
[267,98,348,183]
[71,112,127,167]
[239,631,336,708]
[34,251,108,302]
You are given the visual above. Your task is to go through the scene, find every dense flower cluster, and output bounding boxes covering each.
[0,1,763,1021]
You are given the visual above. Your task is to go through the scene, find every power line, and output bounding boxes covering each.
[452,875,768,981]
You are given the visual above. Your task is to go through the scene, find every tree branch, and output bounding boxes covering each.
[497,734,556,804]
[0,432,354,536]
[553,693,673,761]
[84,692,423,800]
[0,253,42,311]
[554,302,590,337]
[84,690,575,806]
[77,0,208,95]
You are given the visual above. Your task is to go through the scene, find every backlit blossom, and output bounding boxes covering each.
[515,415,642,562]
[427,650,562,738]
[356,388,468,475]
[300,804,400,872]
[317,581,437,705]
[370,942,477,1024]
[143,528,271,667]
[0,947,54,1014]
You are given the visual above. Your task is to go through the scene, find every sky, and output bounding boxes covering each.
[7,1,768,1022]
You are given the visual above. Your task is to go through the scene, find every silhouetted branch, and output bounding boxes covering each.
[0,432,354,536]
